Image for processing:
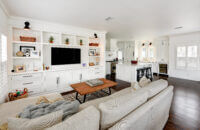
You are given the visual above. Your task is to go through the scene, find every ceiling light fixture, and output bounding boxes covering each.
[174,26,183,30]
[105,17,113,21]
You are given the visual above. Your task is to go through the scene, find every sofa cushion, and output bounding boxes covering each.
[0,93,63,125]
[98,90,148,130]
[139,76,151,87]
[145,79,168,98]
[79,87,133,111]
[47,106,100,130]
[8,110,63,130]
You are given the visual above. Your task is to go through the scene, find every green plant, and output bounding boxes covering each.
[49,36,54,43]
[65,38,69,42]
[65,38,69,44]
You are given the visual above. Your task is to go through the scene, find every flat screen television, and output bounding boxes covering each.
[51,47,81,65]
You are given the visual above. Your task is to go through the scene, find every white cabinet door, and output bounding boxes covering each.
[82,69,91,81]
[72,69,82,83]
[44,72,59,92]
[58,71,73,92]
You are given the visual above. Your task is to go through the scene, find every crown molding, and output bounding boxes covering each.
[0,0,9,17]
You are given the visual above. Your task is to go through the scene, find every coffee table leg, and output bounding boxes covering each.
[83,95,86,103]
[75,92,87,104]
[109,87,111,95]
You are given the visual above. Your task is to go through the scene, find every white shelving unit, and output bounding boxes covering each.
[10,27,103,75]
[8,22,106,95]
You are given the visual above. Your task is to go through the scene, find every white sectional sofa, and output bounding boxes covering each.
[0,79,173,130]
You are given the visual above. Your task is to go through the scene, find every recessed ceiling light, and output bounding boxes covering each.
[174,26,183,30]
[105,17,113,21]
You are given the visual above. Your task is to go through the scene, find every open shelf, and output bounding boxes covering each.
[12,41,42,45]
[12,57,41,59]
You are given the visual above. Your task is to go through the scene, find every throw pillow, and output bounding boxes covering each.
[131,82,141,91]
[8,110,63,130]
[139,76,151,87]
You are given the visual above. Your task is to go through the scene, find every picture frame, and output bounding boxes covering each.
[89,49,96,56]
[30,50,39,58]
[15,65,26,73]
[20,46,36,57]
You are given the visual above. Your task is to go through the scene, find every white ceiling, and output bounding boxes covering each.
[2,0,200,39]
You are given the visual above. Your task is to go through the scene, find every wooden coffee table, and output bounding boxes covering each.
[71,78,117,103]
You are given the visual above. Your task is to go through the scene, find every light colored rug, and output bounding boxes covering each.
[62,88,116,102]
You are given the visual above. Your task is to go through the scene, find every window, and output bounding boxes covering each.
[118,51,123,60]
[1,35,7,62]
[176,45,199,69]
[0,34,7,89]
[148,47,154,58]
[141,47,147,58]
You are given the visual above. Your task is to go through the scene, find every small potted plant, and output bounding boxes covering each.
[80,39,83,46]
[49,36,54,43]
[65,38,69,45]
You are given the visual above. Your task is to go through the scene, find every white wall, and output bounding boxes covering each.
[0,3,8,103]
[169,32,200,81]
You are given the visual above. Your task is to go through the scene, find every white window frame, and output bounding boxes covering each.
[176,44,200,70]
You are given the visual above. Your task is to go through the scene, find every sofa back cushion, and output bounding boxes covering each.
[109,86,174,130]
[144,79,168,98]
[98,90,148,130]
[47,106,100,130]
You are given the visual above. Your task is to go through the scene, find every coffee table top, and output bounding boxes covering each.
[71,78,117,95]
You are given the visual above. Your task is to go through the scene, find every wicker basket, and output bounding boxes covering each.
[20,36,36,42]
[8,88,28,101]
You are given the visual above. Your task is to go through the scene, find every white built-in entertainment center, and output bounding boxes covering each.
[8,17,106,96]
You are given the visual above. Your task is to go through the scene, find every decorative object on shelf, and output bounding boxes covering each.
[24,21,30,30]
[20,46,36,57]
[46,66,50,70]
[89,62,95,66]
[82,63,86,67]
[15,65,26,73]
[142,43,145,46]
[149,42,152,46]
[30,51,40,58]
[20,36,36,42]
[16,51,24,57]
[65,38,69,45]
[89,42,99,47]
[89,49,96,56]
[8,88,28,101]
[80,39,83,45]
[96,57,100,63]
[49,36,54,43]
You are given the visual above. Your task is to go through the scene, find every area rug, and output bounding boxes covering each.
[62,88,116,102]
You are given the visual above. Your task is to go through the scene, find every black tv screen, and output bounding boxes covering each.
[51,47,81,65]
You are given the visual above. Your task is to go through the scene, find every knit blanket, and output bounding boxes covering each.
[18,100,80,120]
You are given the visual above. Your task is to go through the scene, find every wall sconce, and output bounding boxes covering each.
[94,33,98,38]
[24,21,30,30]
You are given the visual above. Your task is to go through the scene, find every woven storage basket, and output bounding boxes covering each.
[20,36,36,42]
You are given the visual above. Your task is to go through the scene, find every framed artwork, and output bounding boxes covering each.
[20,46,36,56]
[15,65,26,73]
[30,51,39,58]
[89,49,96,56]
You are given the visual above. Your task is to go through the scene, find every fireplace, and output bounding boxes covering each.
[159,64,168,75]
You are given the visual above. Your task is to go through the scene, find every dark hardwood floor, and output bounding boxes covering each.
[106,74,200,130]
